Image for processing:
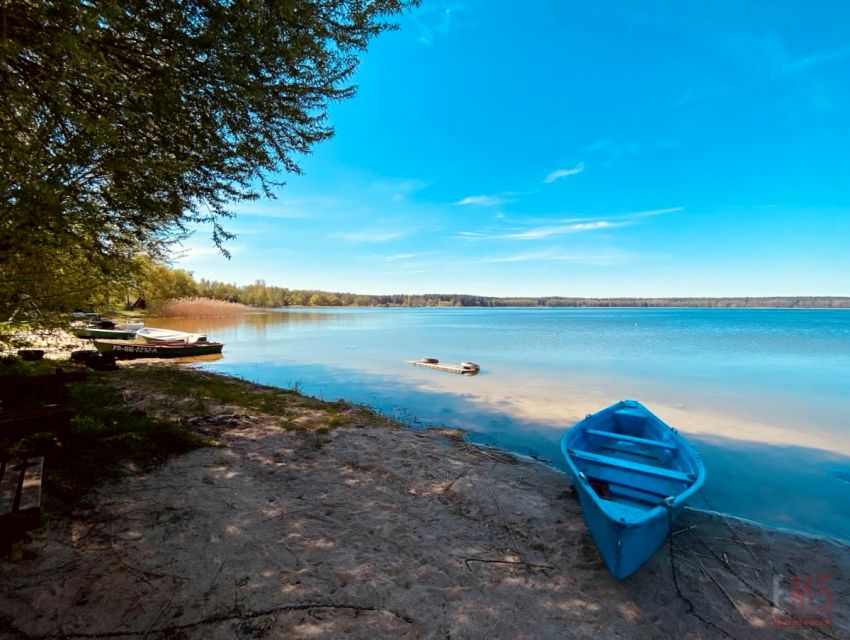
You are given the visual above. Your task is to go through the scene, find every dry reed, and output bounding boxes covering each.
[156,297,251,317]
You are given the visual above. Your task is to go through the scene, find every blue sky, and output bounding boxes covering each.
[177,1,850,297]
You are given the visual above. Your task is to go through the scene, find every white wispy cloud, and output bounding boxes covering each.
[719,34,845,111]
[228,197,334,219]
[174,240,242,263]
[543,162,585,184]
[333,229,408,243]
[457,220,627,241]
[478,248,632,266]
[780,45,850,76]
[623,206,684,219]
[584,138,641,155]
[455,194,508,207]
[584,139,613,152]
[479,250,556,264]
[457,206,683,242]
[388,268,432,275]
[377,253,420,261]
[360,252,434,263]
[502,220,628,240]
[517,207,683,227]
[676,84,726,108]
[412,1,463,46]
[178,245,223,259]
[368,177,432,203]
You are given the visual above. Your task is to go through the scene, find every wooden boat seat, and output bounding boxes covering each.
[586,429,677,451]
[570,449,692,483]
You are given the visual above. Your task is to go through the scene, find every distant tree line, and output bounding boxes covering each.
[137,265,850,310]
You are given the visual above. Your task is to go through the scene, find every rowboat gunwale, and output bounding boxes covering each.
[561,400,705,528]
[560,399,706,578]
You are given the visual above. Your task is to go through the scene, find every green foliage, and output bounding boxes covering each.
[1,0,414,323]
[137,256,200,310]
[139,263,850,309]
[308,291,341,306]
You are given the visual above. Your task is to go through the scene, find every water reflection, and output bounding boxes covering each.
[692,437,850,540]
[150,307,850,541]
[171,353,224,365]
[148,309,339,334]
[198,357,850,542]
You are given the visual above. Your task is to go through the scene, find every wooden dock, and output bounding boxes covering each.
[406,360,480,375]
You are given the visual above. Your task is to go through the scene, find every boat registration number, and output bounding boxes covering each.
[113,345,158,353]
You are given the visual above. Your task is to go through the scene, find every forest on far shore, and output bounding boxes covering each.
[141,265,850,309]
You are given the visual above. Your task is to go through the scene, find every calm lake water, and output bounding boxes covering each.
[155,308,850,542]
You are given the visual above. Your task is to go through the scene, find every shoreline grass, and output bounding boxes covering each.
[2,359,389,518]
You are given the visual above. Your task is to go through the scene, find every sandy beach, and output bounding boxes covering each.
[1,338,847,639]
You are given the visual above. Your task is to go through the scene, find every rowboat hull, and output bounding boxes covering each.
[93,340,224,359]
[72,328,138,340]
[560,400,705,579]
[572,477,679,579]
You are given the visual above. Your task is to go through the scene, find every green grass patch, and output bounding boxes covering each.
[326,414,352,427]
[1,358,386,518]
[119,365,361,422]
[122,365,302,415]
[56,376,209,507]
[2,369,214,514]
[0,355,64,377]
[48,411,210,508]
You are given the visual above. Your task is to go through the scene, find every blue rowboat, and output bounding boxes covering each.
[560,400,706,579]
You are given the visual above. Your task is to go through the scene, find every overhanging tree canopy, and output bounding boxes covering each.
[0,0,412,320]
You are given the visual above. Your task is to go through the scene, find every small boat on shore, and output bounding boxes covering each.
[136,327,208,344]
[93,339,224,359]
[560,400,706,579]
[71,320,144,340]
